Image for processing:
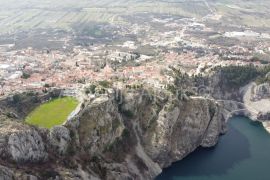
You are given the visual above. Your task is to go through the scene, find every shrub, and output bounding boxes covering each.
[218,65,259,88]
[122,109,134,118]
[21,72,31,79]
[185,90,195,97]
[44,83,50,88]
[98,80,111,88]
[89,84,97,94]
[12,94,21,104]
[122,128,130,138]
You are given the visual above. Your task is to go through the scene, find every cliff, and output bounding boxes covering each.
[0,88,226,180]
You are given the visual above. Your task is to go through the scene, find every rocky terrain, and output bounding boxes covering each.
[0,86,227,180]
[1,65,270,179]
[241,82,270,132]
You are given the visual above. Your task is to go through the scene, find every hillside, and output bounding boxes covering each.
[0,0,269,35]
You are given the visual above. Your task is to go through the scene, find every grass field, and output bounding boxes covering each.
[25,97,79,129]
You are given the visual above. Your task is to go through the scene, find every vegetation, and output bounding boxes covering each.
[89,84,97,93]
[44,83,51,88]
[217,65,259,88]
[40,170,60,179]
[85,84,97,94]
[125,84,143,89]
[77,78,86,84]
[85,81,110,95]
[103,127,136,162]
[12,94,22,104]
[1,0,270,35]
[121,109,134,118]
[185,90,196,97]
[166,66,199,98]
[73,23,112,38]
[216,65,270,88]
[250,53,270,64]
[166,84,177,94]
[98,80,111,88]
[256,66,270,84]
[209,103,216,119]
[25,97,79,129]
[121,128,130,138]
[166,64,270,99]
[21,72,31,79]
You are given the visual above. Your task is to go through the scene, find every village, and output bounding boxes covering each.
[0,13,270,97]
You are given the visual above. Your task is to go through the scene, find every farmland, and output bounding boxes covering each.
[0,0,270,35]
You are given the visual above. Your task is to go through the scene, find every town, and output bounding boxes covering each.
[0,12,270,97]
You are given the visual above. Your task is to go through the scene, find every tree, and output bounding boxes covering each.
[21,72,31,79]
[99,80,111,88]
[12,94,21,104]
[85,84,96,94]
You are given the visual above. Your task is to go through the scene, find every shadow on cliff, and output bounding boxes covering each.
[156,120,251,180]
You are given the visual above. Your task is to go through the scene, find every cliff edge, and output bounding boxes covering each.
[0,88,226,180]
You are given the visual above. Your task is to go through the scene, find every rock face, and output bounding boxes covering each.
[77,96,125,155]
[242,82,270,122]
[253,83,270,100]
[49,126,71,155]
[72,90,226,179]
[8,130,47,163]
[0,165,14,180]
[141,96,225,168]
[0,89,226,180]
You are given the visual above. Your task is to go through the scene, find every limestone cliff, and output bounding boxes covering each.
[0,89,226,180]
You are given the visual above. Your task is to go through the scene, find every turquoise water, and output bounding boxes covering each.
[156,117,270,180]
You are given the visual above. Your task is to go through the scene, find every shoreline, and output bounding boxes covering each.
[263,122,270,133]
[241,82,270,133]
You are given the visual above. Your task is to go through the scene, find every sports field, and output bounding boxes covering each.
[25,97,78,129]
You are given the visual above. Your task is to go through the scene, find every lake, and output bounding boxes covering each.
[156,116,270,180]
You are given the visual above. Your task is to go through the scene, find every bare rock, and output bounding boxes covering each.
[201,104,224,147]
[49,126,71,155]
[0,165,14,180]
[254,83,270,100]
[78,96,125,154]
[8,130,47,163]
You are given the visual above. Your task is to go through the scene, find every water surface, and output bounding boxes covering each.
[156,117,270,180]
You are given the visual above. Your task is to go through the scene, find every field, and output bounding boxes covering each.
[25,97,79,129]
[1,0,270,35]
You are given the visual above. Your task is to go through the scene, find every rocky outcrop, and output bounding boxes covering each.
[49,126,71,155]
[0,165,14,180]
[69,90,226,179]
[8,130,47,163]
[0,89,226,180]
[210,71,243,101]
[139,96,226,168]
[77,96,125,155]
[201,103,225,147]
[253,83,270,101]
[258,112,270,121]
[242,82,270,122]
